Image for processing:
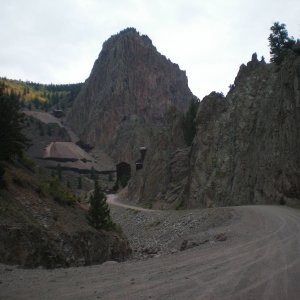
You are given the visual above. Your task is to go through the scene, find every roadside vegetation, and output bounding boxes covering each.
[87,180,120,231]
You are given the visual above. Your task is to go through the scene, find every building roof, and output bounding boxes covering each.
[44,142,94,161]
[42,142,116,173]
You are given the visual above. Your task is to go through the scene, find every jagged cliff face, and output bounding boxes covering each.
[67,28,193,163]
[128,107,189,209]
[188,52,300,207]
[129,51,300,208]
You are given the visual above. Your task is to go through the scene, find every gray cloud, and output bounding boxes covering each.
[1,0,299,98]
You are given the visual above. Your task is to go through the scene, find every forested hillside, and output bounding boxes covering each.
[0,78,82,111]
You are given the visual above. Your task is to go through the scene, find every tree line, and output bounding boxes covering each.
[0,78,83,111]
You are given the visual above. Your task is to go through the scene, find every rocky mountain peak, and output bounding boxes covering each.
[67,28,193,164]
[102,27,154,51]
[232,53,267,89]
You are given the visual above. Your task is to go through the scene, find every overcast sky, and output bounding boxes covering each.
[1,0,299,99]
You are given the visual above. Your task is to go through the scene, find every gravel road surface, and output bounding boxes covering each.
[1,204,300,300]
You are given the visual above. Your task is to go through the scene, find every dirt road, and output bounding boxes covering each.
[107,194,156,212]
[1,205,300,299]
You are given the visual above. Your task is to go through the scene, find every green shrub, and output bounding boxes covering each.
[48,177,76,206]
[175,199,185,210]
[19,155,36,172]
[279,197,286,205]
[112,223,123,233]
[37,171,76,206]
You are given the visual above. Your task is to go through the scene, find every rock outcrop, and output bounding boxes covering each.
[67,28,193,164]
[129,51,300,208]
[188,52,300,207]
[128,108,189,209]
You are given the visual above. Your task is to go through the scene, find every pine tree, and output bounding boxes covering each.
[87,181,113,230]
[90,166,98,180]
[268,22,295,64]
[56,164,62,180]
[184,98,199,146]
[77,176,82,189]
[0,85,30,161]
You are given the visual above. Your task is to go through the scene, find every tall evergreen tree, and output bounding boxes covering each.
[77,176,82,189]
[0,84,30,161]
[56,163,62,180]
[90,166,98,180]
[184,98,199,146]
[268,22,295,64]
[87,181,113,230]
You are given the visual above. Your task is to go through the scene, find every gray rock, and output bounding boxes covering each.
[67,28,193,165]
[188,52,300,207]
[129,51,300,208]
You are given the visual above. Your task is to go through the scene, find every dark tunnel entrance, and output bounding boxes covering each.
[116,162,131,188]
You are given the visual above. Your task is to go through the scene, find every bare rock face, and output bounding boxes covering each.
[128,108,189,209]
[188,52,300,207]
[67,28,193,164]
[128,51,300,208]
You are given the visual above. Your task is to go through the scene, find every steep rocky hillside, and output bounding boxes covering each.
[129,51,300,208]
[128,107,189,209]
[0,162,131,268]
[67,28,193,164]
[188,52,300,207]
